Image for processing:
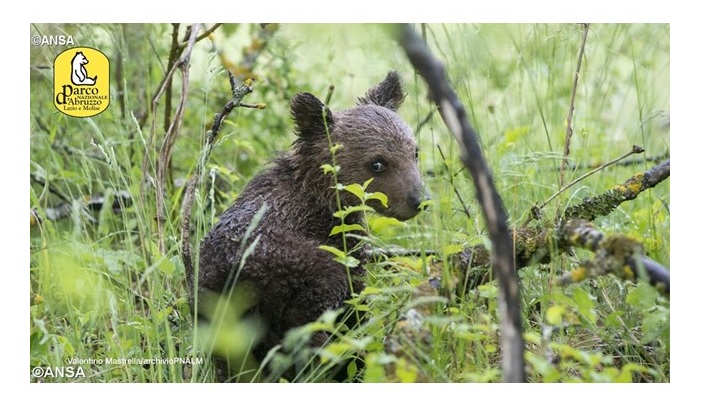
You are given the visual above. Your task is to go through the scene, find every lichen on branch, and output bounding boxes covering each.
[563,160,670,221]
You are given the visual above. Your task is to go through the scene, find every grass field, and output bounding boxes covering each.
[29,23,669,383]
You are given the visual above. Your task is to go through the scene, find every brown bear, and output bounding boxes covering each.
[189,71,426,381]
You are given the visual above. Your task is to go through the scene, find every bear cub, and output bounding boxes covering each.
[190,71,426,380]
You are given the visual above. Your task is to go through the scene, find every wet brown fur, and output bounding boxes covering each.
[189,72,425,379]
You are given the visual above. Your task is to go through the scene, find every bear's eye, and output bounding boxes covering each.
[370,160,388,173]
[415,148,419,161]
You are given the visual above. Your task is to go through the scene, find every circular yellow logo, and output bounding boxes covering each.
[53,47,110,117]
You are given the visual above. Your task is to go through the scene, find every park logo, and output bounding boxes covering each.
[53,47,110,117]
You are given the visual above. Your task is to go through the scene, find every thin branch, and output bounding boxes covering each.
[557,219,670,294]
[238,102,266,109]
[563,159,670,221]
[453,158,671,295]
[153,23,201,254]
[436,145,471,219]
[164,24,181,133]
[140,24,178,238]
[160,24,201,170]
[524,144,645,226]
[178,23,222,49]
[414,107,435,137]
[558,24,589,188]
[399,24,525,383]
[136,24,179,129]
[182,72,261,309]
[561,149,669,171]
[559,23,590,189]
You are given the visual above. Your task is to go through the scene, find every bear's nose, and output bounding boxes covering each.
[409,189,431,211]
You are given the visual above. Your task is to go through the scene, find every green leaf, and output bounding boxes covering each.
[442,244,464,256]
[525,352,561,382]
[319,245,360,268]
[342,183,366,200]
[334,205,374,219]
[640,307,669,345]
[546,305,565,326]
[320,164,338,175]
[626,282,658,310]
[318,245,346,260]
[572,288,596,325]
[57,335,75,358]
[157,256,175,275]
[367,216,403,234]
[220,24,239,36]
[395,357,418,383]
[346,360,358,380]
[338,255,361,268]
[362,352,389,382]
[478,284,498,299]
[329,223,365,236]
[361,286,383,295]
[366,191,388,208]
[320,341,352,362]
[523,332,541,345]
[330,143,343,154]
[617,363,650,382]
[603,310,625,328]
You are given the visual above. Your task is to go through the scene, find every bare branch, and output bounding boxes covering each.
[178,23,222,49]
[152,24,201,254]
[182,72,262,310]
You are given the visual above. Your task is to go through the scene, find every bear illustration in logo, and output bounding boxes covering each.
[70,51,97,86]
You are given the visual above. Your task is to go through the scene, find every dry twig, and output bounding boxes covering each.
[182,73,263,309]
[149,24,201,254]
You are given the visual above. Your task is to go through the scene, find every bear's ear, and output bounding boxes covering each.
[291,92,333,138]
[357,71,406,111]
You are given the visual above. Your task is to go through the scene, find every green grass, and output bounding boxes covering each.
[29,23,669,383]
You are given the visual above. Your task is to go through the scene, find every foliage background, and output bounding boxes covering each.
[28,22,669,385]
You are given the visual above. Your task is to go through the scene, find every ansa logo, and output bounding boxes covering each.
[53,47,110,117]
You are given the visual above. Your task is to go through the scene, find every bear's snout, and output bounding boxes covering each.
[409,188,431,212]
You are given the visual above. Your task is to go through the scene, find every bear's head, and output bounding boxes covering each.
[291,72,427,221]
